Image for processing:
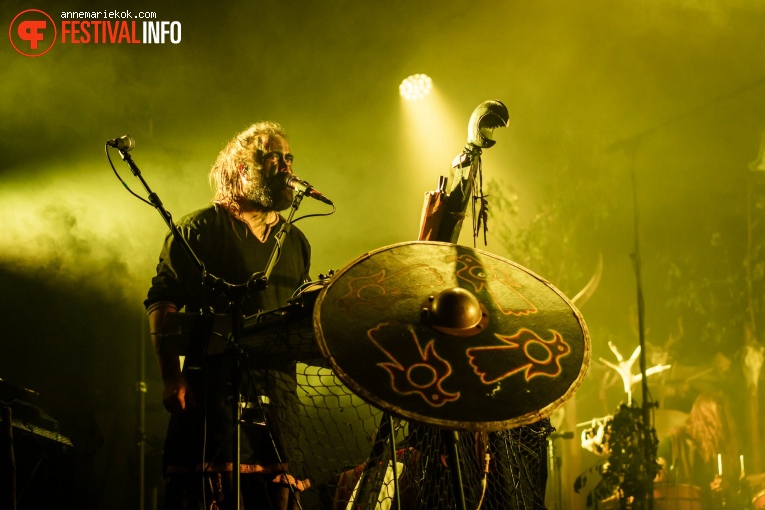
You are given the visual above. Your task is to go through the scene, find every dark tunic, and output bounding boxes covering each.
[145,204,311,473]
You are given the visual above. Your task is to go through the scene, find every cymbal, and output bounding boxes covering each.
[313,241,590,431]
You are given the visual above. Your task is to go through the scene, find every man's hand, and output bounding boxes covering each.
[148,302,195,414]
[162,373,194,414]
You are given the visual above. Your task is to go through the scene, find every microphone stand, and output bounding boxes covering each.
[619,141,655,510]
[118,148,307,509]
[119,150,206,277]
[254,185,306,287]
[229,189,306,508]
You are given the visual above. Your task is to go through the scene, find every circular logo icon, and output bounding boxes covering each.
[9,9,57,57]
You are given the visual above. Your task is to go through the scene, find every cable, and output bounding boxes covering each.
[291,203,336,225]
[105,144,153,206]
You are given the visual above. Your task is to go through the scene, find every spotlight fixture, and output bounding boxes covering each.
[399,74,433,101]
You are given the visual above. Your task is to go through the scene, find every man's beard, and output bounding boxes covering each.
[244,171,294,211]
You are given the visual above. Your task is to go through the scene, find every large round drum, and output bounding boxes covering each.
[313,241,590,431]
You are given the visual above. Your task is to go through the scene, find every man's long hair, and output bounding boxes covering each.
[209,121,287,217]
[684,392,738,468]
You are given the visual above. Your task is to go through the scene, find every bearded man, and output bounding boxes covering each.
[145,121,311,510]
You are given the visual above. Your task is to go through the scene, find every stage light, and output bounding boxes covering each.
[399,74,433,101]
[397,77,463,218]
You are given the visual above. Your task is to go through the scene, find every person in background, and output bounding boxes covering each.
[656,391,745,509]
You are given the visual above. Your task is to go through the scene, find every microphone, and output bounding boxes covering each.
[106,135,135,152]
[282,173,334,206]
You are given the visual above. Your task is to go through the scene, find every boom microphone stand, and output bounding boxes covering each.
[607,138,656,510]
[628,142,656,510]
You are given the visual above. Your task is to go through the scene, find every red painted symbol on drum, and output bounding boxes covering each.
[368,323,460,407]
[468,328,570,383]
[9,10,57,57]
[337,265,443,313]
[448,254,537,316]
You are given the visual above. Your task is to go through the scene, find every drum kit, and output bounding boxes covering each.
[160,239,591,432]
[159,240,592,509]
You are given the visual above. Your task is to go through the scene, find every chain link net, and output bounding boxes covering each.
[260,362,554,510]
[242,296,554,510]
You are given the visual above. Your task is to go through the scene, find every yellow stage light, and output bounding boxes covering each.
[399,74,433,101]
